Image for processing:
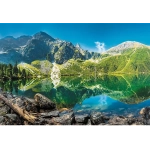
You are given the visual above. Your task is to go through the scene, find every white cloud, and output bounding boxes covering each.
[95,41,106,53]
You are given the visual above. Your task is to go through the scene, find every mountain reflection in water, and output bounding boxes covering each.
[1,74,150,116]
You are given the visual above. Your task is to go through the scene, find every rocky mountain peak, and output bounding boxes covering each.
[33,31,55,41]
[106,41,148,55]
[76,43,81,48]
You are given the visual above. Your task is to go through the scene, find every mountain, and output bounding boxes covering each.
[58,41,150,75]
[96,41,150,73]
[20,32,52,62]
[1,32,150,75]
[0,31,100,65]
[105,41,149,55]
[0,50,22,64]
[17,36,32,46]
[0,35,32,64]
[0,35,32,50]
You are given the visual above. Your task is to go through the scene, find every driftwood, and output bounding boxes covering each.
[0,94,37,124]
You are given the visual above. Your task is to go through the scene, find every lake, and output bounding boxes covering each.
[1,74,150,116]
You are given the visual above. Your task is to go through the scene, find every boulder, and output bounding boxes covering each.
[34,93,56,110]
[75,114,89,124]
[87,119,92,125]
[6,93,13,99]
[90,112,105,125]
[41,111,60,118]
[0,105,10,116]
[0,101,4,107]
[127,117,136,125]
[0,116,4,124]
[140,107,150,120]
[48,112,75,125]
[4,114,23,125]
[108,116,128,125]
[7,96,38,113]
[59,109,73,117]
[5,114,18,121]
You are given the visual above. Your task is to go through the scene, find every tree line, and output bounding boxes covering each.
[0,62,32,80]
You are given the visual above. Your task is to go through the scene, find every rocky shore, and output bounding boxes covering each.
[0,87,149,125]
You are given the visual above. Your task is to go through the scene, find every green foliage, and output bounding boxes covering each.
[0,63,21,79]
[95,47,150,74]
[17,63,42,77]
[31,60,53,75]
[60,59,83,75]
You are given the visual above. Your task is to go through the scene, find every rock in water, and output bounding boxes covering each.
[90,112,104,125]
[34,93,56,110]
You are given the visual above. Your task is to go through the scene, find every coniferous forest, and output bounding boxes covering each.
[0,62,32,80]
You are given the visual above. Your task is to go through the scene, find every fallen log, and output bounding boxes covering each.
[0,94,37,124]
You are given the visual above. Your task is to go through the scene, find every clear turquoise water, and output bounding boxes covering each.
[73,95,150,116]
[1,74,150,116]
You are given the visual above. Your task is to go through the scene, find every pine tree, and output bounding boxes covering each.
[13,61,18,77]
[7,64,13,78]
[21,69,26,78]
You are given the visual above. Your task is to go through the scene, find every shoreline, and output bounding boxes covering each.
[0,87,149,125]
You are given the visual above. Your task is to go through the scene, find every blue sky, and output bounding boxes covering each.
[1,23,150,52]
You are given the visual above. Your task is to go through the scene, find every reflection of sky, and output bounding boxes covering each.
[74,95,117,112]
[73,94,150,116]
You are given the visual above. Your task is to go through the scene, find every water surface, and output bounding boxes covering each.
[1,74,150,116]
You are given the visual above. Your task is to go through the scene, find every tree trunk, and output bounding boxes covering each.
[0,94,37,124]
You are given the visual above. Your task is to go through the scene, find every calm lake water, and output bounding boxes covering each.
[1,74,150,116]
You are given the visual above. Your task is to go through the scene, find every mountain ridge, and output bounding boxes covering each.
[1,32,150,75]
[0,31,100,64]
[105,41,150,55]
